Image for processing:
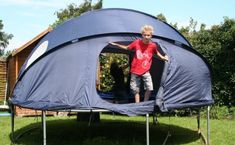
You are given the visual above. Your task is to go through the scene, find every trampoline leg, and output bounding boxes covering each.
[198,107,208,145]
[11,104,15,142]
[42,111,47,145]
[207,106,210,145]
[146,113,149,145]
[162,115,171,145]
[153,113,158,125]
[162,131,171,145]
[197,109,201,134]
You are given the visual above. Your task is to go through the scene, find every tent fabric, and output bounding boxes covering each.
[18,8,191,77]
[154,40,213,111]
[11,8,213,116]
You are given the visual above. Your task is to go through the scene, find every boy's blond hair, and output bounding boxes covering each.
[141,25,154,34]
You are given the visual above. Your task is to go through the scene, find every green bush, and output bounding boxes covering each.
[199,105,235,120]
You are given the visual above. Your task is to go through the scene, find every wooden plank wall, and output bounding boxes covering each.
[7,57,16,98]
[0,58,6,102]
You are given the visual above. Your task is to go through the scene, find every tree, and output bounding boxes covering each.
[0,20,13,56]
[51,0,102,28]
[156,13,167,23]
[178,17,197,42]
[189,17,235,107]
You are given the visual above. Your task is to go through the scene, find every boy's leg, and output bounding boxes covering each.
[130,74,141,103]
[144,90,151,101]
[135,93,140,103]
[142,72,153,101]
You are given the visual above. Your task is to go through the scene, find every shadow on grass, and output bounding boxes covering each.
[10,118,200,145]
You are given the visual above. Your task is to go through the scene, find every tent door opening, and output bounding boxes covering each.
[96,43,165,104]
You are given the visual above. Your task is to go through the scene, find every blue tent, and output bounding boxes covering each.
[10,8,213,116]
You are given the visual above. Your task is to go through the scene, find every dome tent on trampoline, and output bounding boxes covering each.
[9,8,214,145]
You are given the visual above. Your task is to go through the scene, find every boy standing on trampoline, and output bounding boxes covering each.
[109,25,169,103]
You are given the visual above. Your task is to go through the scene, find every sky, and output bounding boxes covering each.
[0,0,234,51]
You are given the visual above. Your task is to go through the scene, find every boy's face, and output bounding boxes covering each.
[142,30,152,42]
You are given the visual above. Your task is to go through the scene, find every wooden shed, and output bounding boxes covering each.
[7,27,52,116]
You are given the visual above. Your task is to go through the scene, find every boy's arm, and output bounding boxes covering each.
[157,51,169,61]
[109,42,129,49]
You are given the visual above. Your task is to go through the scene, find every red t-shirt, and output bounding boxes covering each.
[128,39,158,75]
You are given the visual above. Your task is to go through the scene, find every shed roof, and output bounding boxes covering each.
[11,27,52,56]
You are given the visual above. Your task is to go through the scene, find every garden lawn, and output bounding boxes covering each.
[0,114,234,145]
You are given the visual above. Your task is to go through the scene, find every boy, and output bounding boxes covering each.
[109,25,169,103]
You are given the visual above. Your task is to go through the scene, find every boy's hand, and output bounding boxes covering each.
[164,55,169,61]
[109,42,128,49]
[109,42,117,46]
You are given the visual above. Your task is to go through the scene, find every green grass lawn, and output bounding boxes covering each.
[0,113,234,145]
